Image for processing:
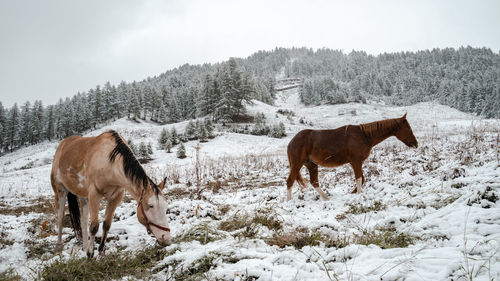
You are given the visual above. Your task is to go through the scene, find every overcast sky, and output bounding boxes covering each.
[1,0,499,107]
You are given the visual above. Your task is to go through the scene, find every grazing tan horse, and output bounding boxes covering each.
[51,130,171,258]
[286,114,418,200]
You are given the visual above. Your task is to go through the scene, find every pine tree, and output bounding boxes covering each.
[92,85,103,126]
[197,121,208,142]
[165,139,172,153]
[45,105,55,140]
[32,100,44,144]
[0,122,3,152]
[129,92,141,120]
[138,142,148,159]
[6,103,20,151]
[197,74,219,118]
[184,120,197,140]
[20,101,32,145]
[0,102,6,150]
[217,67,234,123]
[128,139,139,156]
[142,86,153,120]
[170,127,179,145]
[251,113,269,135]
[147,142,153,155]
[268,122,286,138]
[176,142,186,159]
[235,72,254,116]
[104,81,119,120]
[157,102,168,124]
[204,118,214,137]
[158,128,170,149]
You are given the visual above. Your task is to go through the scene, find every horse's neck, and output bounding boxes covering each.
[365,120,399,147]
[124,183,144,202]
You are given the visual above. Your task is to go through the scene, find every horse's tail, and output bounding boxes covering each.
[296,173,307,190]
[67,192,82,240]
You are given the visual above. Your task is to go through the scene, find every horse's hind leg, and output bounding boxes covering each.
[286,161,305,201]
[304,160,328,200]
[98,190,124,255]
[51,174,68,252]
[350,161,364,194]
[55,190,67,251]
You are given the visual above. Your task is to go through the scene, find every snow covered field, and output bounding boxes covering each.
[1,89,499,280]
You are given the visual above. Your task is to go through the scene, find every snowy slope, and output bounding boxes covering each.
[1,87,499,280]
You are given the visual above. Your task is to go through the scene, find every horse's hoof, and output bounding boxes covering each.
[98,247,106,255]
[87,251,94,259]
[350,189,357,194]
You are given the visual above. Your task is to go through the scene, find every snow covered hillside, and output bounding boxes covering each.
[1,88,499,280]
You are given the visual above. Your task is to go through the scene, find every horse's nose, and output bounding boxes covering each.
[159,234,171,246]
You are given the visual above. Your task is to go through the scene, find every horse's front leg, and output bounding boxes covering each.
[350,161,364,194]
[87,189,101,258]
[98,190,124,255]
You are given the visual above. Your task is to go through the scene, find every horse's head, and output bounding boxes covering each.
[137,178,171,246]
[394,113,418,148]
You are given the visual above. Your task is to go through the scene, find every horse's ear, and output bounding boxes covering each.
[402,113,407,119]
[158,177,167,190]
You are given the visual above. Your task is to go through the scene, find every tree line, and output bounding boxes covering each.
[0,46,498,153]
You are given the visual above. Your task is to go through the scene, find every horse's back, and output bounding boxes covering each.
[51,132,116,196]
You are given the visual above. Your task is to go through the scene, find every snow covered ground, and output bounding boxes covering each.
[1,88,499,280]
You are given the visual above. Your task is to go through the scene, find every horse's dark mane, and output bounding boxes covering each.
[360,118,401,138]
[108,130,159,195]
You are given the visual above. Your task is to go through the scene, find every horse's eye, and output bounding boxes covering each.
[148,205,154,209]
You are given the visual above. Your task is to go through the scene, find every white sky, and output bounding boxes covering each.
[1,0,499,107]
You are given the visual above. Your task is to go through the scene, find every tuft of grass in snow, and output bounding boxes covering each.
[467,186,499,208]
[37,245,170,281]
[218,208,283,238]
[164,187,192,199]
[267,228,351,249]
[175,221,225,245]
[267,229,327,249]
[252,210,283,231]
[167,254,217,281]
[0,198,53,216]
[431,194,461,209]
[267,226,416,250]
[0,267,21,281]
[353,226,416,249]
[343,200,386,215]
[25,239,55,259]
[0,230,14,249]
[158,252,233,280]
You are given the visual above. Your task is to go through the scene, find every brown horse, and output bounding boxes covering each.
[50,130,171,258]
[286,114,418,200]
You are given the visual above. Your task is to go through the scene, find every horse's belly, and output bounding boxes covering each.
[311,154,348,168]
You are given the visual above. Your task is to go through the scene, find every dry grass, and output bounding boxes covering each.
[353,226,416,249]
[175,221,226,245]
[0,198,53,216]
[0,268,21,281]
[343,200,386,215]
[266,226,416,250]
[164,187,192,199]
[218,208,283,239]
[37,245,172,281]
